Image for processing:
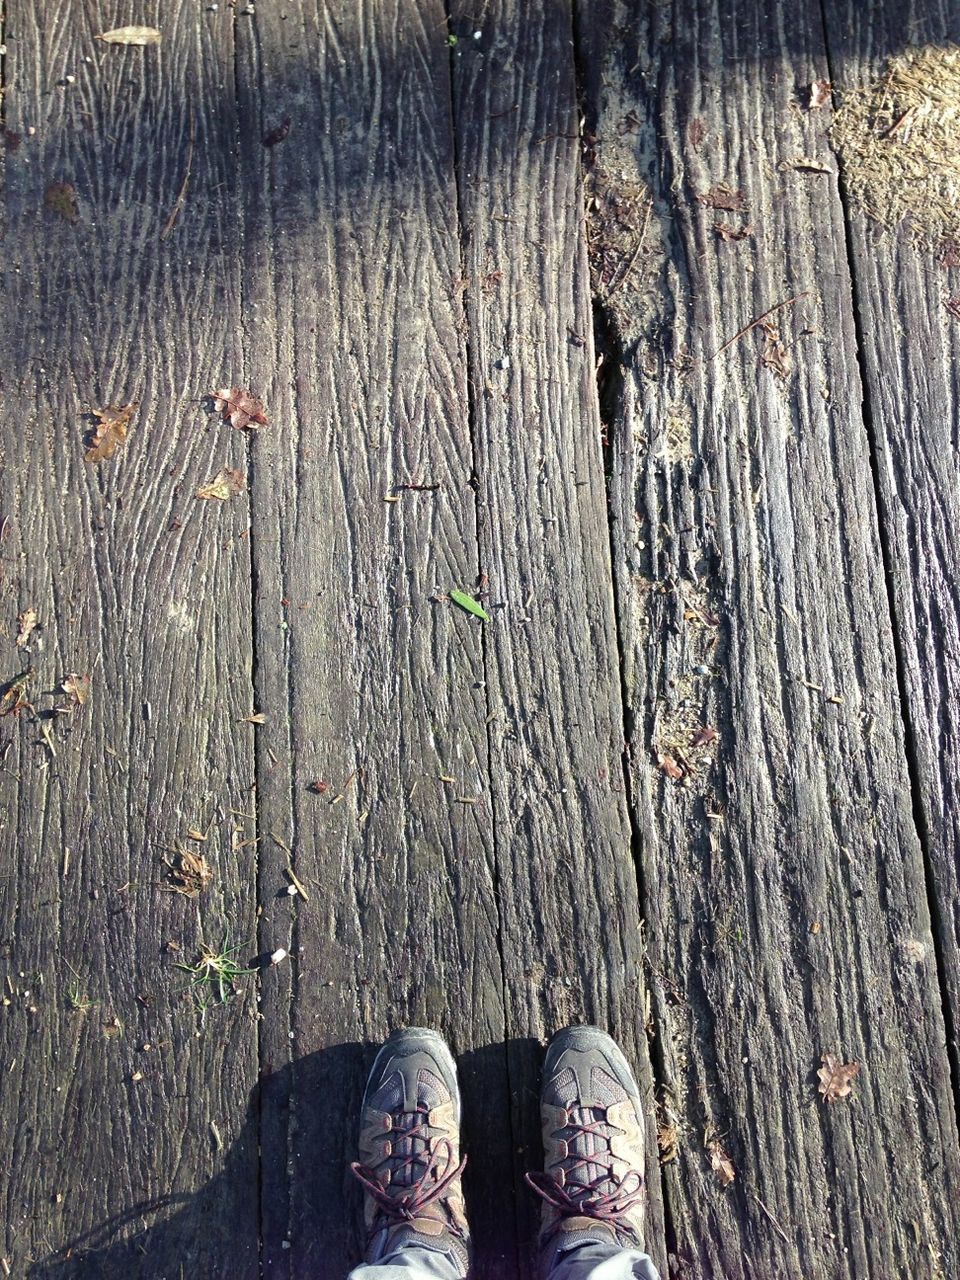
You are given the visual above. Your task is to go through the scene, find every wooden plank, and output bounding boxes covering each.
[0,2,259,1276]
[822,0,960,1100]
[446,2,666,1272]
[233,5,513,1277]
[578,2,960,1277]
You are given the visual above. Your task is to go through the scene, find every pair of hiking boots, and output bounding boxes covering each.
[351,1024,647,1272]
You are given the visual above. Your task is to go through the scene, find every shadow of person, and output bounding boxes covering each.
[28,1037,543,1280]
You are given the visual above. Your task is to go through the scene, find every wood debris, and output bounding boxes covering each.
[714,220,754,242]
[760,320,793,378]
[807,80,832,110]
[831,45,960,245]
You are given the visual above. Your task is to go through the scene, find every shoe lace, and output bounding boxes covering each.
[351,1104,467,1229]
[525,1105,644,1227]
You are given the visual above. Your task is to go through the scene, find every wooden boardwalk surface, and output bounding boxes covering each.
[0,2,957,1277]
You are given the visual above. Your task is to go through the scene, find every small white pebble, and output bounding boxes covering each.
[286,884,297,896]
[65,75,76,85]
[473,30,482,38]
[288,1030,294,1040]
[281,1241,291,1250]
[270,948,288,965]
[208,3,219,9]
[27,126,36,136]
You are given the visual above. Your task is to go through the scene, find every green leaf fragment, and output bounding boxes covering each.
[449,589,488,620]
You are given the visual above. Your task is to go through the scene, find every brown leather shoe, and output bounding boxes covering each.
[527,1025,647,1262]
[351,1027,470,1273]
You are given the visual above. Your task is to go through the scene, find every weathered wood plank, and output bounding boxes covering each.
[823,0,960,1101]
[0,2,259,1276]
[233,4,513,1276]
[579,1,960,1276]
[447,1,666,1272]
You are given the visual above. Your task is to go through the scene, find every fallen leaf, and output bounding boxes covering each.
[85,403,137,463]
[97,26,162,45]
[195,467,246,501]
[817,1053,860,1102]
[696,184,747,212]
[0,669,33,717]
[687,118,706,149]
[449,589,489,620]
[163,848,213,898]
[714,220,755,242]
[212,388,268,431]
[808,80,832,109]
[690,725,718,748]
[61,673,91,708]
[760,321,793,378]
[657,1123,679,1163]
[263,117,292,147]
[45,182,79,223]
[707,1139,736,1186]
[242,712,267,724]
[778,156,834,174]
[16,607,38,648]
[945,294,960,320]
[659,754,684,781]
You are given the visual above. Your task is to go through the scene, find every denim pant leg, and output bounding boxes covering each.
[545,1238,661,1280]
[347,1239,465,1280]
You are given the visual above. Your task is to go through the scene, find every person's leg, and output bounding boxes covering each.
[528,1026,661,1280]
[348,1027,471,1280]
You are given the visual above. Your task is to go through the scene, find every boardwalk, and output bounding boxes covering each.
[1,1,958,1277]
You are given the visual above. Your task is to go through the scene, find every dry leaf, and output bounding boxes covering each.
[61,673,91,708]
[696,184,747,212]
[779,156,834,174]
[16,607,38,648]
[164,848,213,898]
[945,294,960,320]
[707,1139,736,1186]
[657,1123,679,1163]
[690,725,719,748]
[659,754,684,781]
[263,117,292,147]
[45,182,79,223]
[212,388,268,431]
[714,220,755,242]
[97,26,162,45]
[817,1053,860,1102]
[85,403,137,463]
[242,712,267,724]
[0,670,33,717]
[808,80,832,109]
[760,321,793,378]
[196,467,246,501]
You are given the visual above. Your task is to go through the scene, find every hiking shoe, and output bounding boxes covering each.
[527,1025,647,1261]
[351,1027,470,1272]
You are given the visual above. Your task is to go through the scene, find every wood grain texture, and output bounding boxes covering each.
[579,1,960,1276]
[0,3,259,1276]
[233,4,513,1276]
[447,1,665,1271]
[822,0,960,1096]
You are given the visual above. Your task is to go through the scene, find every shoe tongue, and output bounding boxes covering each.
[568,1105,614,1194]
[391,1068,446,1188]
